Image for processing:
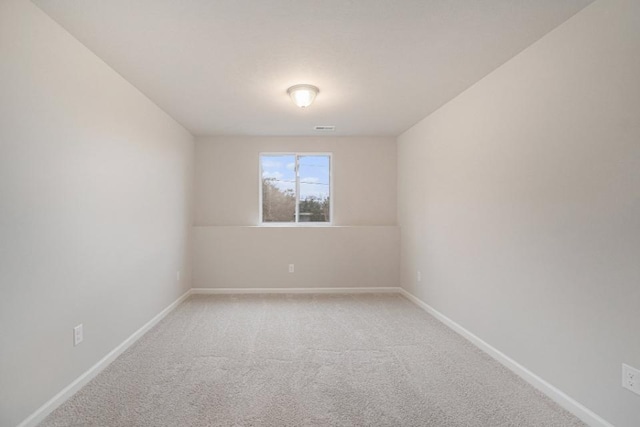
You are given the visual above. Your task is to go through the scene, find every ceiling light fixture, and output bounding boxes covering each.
[287,84,319,108]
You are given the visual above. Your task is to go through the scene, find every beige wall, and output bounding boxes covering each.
[194,136,398,289]
[0,1,194,425]
[195,136,397,226]
[194,226,399,288]
[397,0,640,425]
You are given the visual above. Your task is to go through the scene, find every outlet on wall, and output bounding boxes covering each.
[177,270,180,282]
[622,363,640,395]
[73,324,83,346]
[417,271,422,282]
[288,264,294,273]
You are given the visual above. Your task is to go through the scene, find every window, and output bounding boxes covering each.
[260,153,331,224]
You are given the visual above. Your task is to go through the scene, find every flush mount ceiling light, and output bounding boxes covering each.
[287,84,319,108]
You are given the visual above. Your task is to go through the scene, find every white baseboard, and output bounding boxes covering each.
[16,290,192,427]
[398,288,613,427]
[16,286,396,426]
[19,286,610,427]
[191,286,401,294]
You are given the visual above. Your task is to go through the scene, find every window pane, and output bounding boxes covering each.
[261,155,296,222]
[298,155,330,222]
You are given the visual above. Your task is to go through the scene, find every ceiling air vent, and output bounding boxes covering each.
[314,125,335,132]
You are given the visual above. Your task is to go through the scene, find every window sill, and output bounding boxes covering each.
[257,222,333,227]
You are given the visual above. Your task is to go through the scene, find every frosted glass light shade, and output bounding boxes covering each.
[287,84,319,108]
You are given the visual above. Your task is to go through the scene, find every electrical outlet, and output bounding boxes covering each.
[417,271,422,282]
[73,324,83,346]
[288,264,294,273]
[177,270,181,282]
[622,363,640,395]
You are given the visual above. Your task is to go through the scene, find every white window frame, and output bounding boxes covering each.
[259,152,333,226]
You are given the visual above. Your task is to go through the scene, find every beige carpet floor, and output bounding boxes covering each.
[40,293,584,426]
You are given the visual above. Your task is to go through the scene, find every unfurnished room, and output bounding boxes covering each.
[0,0,639,426]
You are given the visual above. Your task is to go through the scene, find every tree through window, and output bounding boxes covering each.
[260,153,331,223]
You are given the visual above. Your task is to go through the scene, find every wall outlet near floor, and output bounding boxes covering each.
[73,324,83,346]
[417,271,422,282]
[177,270,181,282]
[288,264,294,273]
[622,363,640,395]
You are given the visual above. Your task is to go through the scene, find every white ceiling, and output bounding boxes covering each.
[34,0,593,136]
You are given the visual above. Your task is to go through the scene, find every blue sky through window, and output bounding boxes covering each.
[261,154,296,196]
[299,155,330,201]
[261,154,330,201]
